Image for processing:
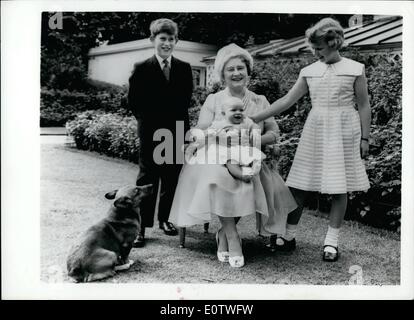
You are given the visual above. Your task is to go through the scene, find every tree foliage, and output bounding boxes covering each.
[41,12,352,88]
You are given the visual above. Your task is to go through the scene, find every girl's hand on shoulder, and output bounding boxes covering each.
[360,140,369,159]
[248,115,258,123]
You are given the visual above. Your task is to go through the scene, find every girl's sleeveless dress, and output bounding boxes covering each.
[168,88,297,236]
[286,57,370,194]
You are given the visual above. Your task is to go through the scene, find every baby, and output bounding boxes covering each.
[186,97,265,182]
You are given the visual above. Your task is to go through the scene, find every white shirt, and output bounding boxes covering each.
[155,54,172,70]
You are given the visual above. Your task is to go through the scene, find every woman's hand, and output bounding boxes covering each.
[360,140,369,159]
[260,119,280,147]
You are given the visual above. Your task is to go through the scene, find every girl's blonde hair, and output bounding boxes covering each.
[305,18,345,50]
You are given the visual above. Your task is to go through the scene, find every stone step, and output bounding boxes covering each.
[40,127,67,136]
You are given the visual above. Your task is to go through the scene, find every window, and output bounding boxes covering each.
[192,67,205,87]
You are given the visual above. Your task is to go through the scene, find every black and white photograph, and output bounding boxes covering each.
[2,0,413,301]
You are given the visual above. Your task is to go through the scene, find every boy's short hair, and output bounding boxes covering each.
[305,17,345,50]
[149,18,178,40]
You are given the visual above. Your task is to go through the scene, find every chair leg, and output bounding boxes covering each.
[179,227,186,248]
[203,223,209,233]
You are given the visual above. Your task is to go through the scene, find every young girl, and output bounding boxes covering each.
[186,96,265,183]
[251,18,371,262]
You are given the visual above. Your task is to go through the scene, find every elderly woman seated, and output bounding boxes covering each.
[168,43,297,268]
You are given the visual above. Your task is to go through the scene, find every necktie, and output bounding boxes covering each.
[162,59,170,81]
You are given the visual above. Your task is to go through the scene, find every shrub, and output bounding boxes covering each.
[107,117,140,162]
[65,110,106,149]
[190,86,210,109]
[40,80,129,127]
[66,111,140,162]
[250,55,310,103]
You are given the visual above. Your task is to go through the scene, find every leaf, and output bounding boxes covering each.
[390,179,401,186]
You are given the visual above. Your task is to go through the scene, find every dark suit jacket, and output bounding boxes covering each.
[128,55,193,169]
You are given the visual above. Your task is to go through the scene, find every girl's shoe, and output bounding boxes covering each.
[267,236,296,252]
[322,245,339,262]
[215,230,229,262]
[229,255,245,268]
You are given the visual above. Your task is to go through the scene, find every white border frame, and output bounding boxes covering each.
[2,0,413,300]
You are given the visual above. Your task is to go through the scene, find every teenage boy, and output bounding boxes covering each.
[128,18,193,247]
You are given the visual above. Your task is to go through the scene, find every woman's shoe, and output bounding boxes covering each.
[215,230,229,262]
[229,237,244,268]
[229,255,245,268]
[322,245,339,262]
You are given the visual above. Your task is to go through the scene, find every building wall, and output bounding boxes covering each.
[88,39,217,87]
[88,47,154,86]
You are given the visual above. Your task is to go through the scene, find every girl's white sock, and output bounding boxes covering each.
[282,224,297,241]
[324,226,340,253]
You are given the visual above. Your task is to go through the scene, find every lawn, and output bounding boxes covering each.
[41,142,400,285]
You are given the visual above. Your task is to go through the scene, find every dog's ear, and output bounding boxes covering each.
[137,184,153,196]
[105,190,118,200]
[114,196,133,209]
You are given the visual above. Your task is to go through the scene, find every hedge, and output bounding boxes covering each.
[40,79,130,127]
[42,78,220,127]
[66,110,140,162]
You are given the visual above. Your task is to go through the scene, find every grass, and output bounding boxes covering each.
[41,143,400,285]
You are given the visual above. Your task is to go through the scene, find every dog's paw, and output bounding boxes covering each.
[114,259,134,271]
[85,270,116,282]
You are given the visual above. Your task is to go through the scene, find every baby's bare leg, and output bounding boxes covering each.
[226,162,252,182]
